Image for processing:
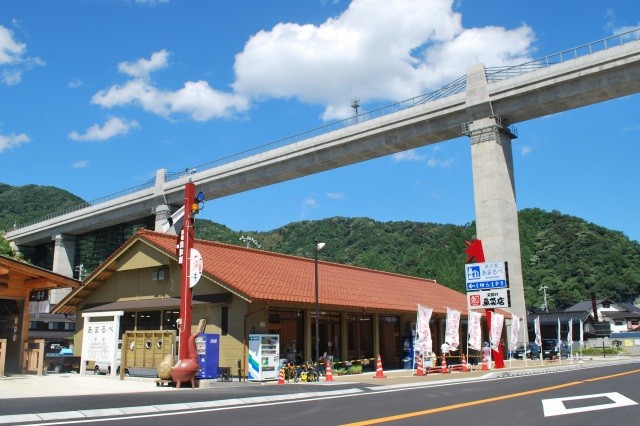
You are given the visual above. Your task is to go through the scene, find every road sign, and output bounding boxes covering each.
[467,289,511,310]
[465,261,508,291]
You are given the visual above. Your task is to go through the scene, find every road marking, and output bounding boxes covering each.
[341,381,582,426]
[542,392,637,417]
[341,368,640,426]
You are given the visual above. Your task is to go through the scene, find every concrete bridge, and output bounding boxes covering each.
[6,29,640,322]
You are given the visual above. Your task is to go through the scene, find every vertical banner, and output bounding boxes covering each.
[557,317,561,350]
[445,308,460,351]
[510,315,521,346]
[534,317,542,346]
[490,312,504,350]
[567,319,573,346]
[579,319,584,348]
[415,305,433,354]
[468,311,482,350]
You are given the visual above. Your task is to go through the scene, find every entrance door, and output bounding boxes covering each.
[0,299,22,373]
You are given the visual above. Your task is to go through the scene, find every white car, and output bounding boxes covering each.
[94,342,127,376]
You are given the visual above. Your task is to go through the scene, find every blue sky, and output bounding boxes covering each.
[1,0,639,243]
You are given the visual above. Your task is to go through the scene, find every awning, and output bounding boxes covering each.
[82,293,232,312]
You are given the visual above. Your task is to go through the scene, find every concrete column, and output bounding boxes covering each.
[465,64,527,326]
[154,204,171,232]
[51,233,76,304]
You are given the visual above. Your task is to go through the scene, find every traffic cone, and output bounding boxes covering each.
[325,360,334,382]
[481,355,488,371]
[277,367,285,384]
[461,353,469,372]
[415,354,425,376]
[440,353,449,373]
[373,354,386,378]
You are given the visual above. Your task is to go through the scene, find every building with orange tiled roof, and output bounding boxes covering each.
[53,229,472,374]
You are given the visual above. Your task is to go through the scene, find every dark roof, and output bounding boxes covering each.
[527,311,590,325]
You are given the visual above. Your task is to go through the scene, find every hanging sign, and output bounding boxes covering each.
[189,248,203,287]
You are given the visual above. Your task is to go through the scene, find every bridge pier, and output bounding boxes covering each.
[464,64,527,328]
[51,233,76,303]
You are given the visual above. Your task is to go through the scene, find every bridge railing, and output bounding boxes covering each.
[10,178,156,231]
[10,28,640,231]
[485,27,640,83]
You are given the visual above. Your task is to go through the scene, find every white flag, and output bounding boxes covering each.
[445,308,460,351]
[510,315,521,346]
[415,305,433,354]
[468,311,482,350]
[490,312,504,350]
[557,317,561,350]
[534,317,542,346]
[567,319,573,347]
[579,318,584,348]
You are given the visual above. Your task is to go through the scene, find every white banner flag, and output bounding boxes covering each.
[534,317,542,346]
[445,308,460,351]
[510,315,521,346]
[468,311,482,350]
[567,319,573,347]
[415,305,433,354]
[579,318,584,348]
[490,312,504,350]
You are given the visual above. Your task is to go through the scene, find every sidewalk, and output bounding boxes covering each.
[0,356,635,400]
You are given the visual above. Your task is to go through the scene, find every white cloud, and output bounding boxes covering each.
[92,0,535,123]
[0,132,30,153]
[0,25,44,86]
[520,146,533,156]
[68,117,140,142]
[427,157,453,168]
[68,79,83,89]
[118,49,169,79]
[233,0,535,120]
[73,160,89,169]
[393,149,426,162]
[0,26,25,64]
[92,51,249,121]
[326,192,344,200]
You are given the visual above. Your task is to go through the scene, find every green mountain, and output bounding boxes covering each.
[2,183,639,310]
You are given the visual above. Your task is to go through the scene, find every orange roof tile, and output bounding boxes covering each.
[140,229,468,316]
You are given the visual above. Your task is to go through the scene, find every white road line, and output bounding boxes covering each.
[542,392,638,417]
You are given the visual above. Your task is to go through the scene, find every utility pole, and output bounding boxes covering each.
[540,286,549,312]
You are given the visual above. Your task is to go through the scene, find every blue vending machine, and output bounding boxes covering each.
[402,335,414,369]
[195,333,220,379]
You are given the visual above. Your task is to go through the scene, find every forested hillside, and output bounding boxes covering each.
[2,183,639,310]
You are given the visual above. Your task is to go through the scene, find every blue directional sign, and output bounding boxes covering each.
[465,261,508,291]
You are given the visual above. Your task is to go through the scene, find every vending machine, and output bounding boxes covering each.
[195,333,220,379]
[247,334,280,381]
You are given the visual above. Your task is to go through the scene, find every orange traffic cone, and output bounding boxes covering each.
[461,353,469,372]
[415,354,425,376]
[325,360,334,382]
[440,353,449,373]
[373,354,386,378]
[481,355,488,371]
[277,367,285,384]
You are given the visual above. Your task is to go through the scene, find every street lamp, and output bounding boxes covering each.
[314,240,325,364]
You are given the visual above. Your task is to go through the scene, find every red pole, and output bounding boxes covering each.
[179,182,195,360]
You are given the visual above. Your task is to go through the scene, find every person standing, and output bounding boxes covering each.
[481,342,491,368]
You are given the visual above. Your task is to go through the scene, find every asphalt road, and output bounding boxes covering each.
[1,362,638,425]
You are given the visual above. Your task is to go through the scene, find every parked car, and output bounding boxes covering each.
[94,342,128,376]
[508,345,530,359]
[529,339,568,359]
[43,347,81,374]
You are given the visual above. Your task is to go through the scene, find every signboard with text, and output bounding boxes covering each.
[465,261,508,291]
[467,289,511,310]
